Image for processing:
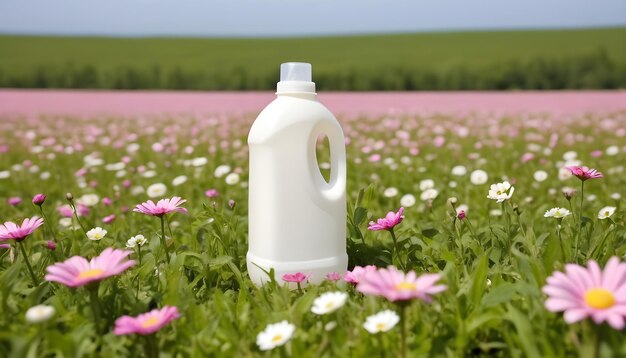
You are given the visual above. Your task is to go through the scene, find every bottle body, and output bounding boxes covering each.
[247,93,347,285]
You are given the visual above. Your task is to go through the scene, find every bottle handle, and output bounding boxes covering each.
[309,120,346,203]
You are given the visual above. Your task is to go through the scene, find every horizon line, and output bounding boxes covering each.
[0,24,624,40]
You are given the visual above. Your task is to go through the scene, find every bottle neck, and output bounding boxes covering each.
[276,81,316,99]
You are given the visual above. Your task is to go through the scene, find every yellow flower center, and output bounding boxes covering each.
[497,191,502,195]
[325,302,334,309]
[271,334,283,343]
[395,282,417,291]
[77,269,105,280]
[584,288,615,309]
[604,211,610,217]
[376,323,386,330]
[142,317,159,328]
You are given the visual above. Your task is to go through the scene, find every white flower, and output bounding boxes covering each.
[311,292,348,315]
[470,170,488,185]
[125,237,137,248]
[256,320,295,351]
[59,218,72,228]
[490,209,503,217]
[533,170,548,182]
[451,165,467,176]
[324,321,337,331]
[172,175,188,186]
[563,151,578,161]
[134,234,147,246]
[86,227,107,241]
[147,183,167,198]
[449,181,457,188]
[558,167,573,181]
[400,194,416,207]
[419,179,435,191]
[142,170,157,178]
[105,162,125,171]
[214,164,231,178]
[40,171,51,180]
[383,187,398,198]
[420,188,439,201]
[131,185,145,196]
[606,145,619,156]
[487,181,515,203]
[225,172,240,185]
[587,194,597,202]
[363,310,399,334]
[126,143,140,153]
[610,193,621,200]
[598,206,616,220]
[191,157,208,167]
[0,170,10,179]
[25,304,55,323]
[77,194,99,207]
[544,207,572,219]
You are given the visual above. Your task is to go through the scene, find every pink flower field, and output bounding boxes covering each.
[1,90,625,117]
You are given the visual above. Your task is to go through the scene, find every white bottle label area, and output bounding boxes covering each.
[247,94,348,285]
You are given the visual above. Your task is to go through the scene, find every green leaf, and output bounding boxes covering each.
[481,283,518,308]
[469,254,489,311]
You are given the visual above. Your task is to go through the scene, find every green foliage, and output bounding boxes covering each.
[0,28,625,90]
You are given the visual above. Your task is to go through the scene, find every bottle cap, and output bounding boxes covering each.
[280,62,312,82]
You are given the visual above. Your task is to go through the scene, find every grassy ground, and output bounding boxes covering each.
[1,27,625,90]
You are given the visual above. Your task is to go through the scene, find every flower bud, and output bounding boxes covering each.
[32,194,46,206]
[457,210,466,220]
[65,192,74,201]
[46,240,57,251]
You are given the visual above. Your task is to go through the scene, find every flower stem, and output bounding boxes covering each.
[160,216,170,263]
[70,203,88,237]
[574,181,585,263]
[88,286,102,334]
[557,222,565,262]
[18,241,40,286]
[144,334,159,358]
[399,304,407,358]
[389,228,405,270]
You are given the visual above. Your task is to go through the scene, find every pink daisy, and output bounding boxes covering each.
[357,266,447,302]
[0,217,44,242]
[282,272,311,283]
[368,207,404,231]
[344,265,378,285]
[565,166,604,181]
[133,196,188,217]
[45,248,136,287]
[543,256,626,330]
[114,306,180,335]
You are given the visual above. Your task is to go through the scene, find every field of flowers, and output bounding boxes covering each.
[0,105,625,357]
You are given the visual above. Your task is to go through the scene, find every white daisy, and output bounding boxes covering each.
[77,193,99,207]
[214,164,231,178]
[470,170,488,185]
[400,194,416,207]
[146,183,167,198]
[86,227,107,241]
[419,179,435,191]
[420,188,439,201]
[598,206,616,220]
[544,208,572,219]
[172,175,188,186]
[256,320,295,351]
[533,170,548,182]
[363,310,400,334]
[487,181,514,203]
[225,172,240,185]
[311,291,348,315]
[383,187,398,198]
[25,305,55,323]
[451,165,467,176]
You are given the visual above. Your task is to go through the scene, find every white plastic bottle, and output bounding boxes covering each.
[247,62,347,286]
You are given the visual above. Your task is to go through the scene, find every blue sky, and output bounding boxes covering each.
[1,0,625,37]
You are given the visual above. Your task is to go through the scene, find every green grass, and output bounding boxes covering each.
[0,27,625,90]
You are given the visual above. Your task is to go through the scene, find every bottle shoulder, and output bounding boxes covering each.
[248,96,340,143]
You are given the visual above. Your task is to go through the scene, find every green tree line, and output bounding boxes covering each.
[0,50,623,90]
